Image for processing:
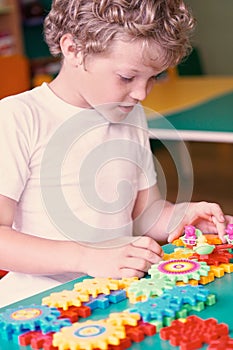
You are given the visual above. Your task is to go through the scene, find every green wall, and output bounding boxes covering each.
[23,0,233,75]
[185,0,233,75]
[22,0,52,59]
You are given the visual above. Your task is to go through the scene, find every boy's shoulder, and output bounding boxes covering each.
[0,83,48,108]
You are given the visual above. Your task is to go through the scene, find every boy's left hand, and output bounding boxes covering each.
[167,201,233,243]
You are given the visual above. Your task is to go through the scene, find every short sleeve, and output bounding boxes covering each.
[0,97,31,201]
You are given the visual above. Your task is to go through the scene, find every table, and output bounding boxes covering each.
[1,244,233,350]
[142,76,233,143]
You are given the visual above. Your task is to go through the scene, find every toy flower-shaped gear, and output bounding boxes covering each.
[0,305,60,334]
[74,278,120,297]
[53,319,125,350]
[127,277,175,300]
[148,259,210,283]
[42,290,89,310]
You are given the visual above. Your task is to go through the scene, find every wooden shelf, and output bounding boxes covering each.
[0,0,23,55]
[0,54,30,99]
[0,4,13,14]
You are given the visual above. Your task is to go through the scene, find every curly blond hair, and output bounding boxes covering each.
[44,0,195,67]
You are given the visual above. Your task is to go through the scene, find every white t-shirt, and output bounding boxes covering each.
[0,83,157,307]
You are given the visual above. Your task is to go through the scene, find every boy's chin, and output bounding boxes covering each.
[95,103,134,123]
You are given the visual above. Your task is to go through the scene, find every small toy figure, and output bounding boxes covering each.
[225,224,233,244]
[182,225,198,246]
[181,226,215,257]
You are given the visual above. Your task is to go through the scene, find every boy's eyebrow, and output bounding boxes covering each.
[117,67,157,74]
[116,67,140,73]
[117,67,161,76]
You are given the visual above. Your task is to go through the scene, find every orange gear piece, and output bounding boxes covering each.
[74,278,120,298]
[210,265,225,278]
[53,319,126,350]
[42,290,89,310]
[204,234,222,245]
[199,271,215,285]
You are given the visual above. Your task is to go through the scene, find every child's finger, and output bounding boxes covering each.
[206,203,225,223]
[212,216,226,242]
[167,221,185,243]
[127,245,163,264]
[131,236,164,257]
[120,267,145,279]
[121,256,153,272]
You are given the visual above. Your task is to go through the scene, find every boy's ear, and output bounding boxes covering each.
[60,33,83,66]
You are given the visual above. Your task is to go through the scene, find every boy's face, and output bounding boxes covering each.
[70,39,165,120]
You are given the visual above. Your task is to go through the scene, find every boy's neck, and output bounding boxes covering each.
[48,70,90,109]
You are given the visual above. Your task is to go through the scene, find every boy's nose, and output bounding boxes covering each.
[129,85,148,101]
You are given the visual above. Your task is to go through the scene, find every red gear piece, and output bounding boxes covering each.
[58,305,91,322]
[160,315,229,349]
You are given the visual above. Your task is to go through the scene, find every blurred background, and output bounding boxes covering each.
[0,0,232,214]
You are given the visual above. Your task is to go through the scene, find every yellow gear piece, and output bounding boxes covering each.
[107,311,141,326]
[163,250,193,260]
[74,278,120,297]
[53,319,126,350]
[171,238,184,246]
[219,263,233,273]
[42,290,89,310]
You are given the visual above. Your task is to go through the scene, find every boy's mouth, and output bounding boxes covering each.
[118,104,135,113]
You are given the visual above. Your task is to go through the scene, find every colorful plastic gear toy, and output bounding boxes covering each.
[74,278,120,297]
[53,319,126,350]
[127,276,175,302]
[148,259,210,283]
[107,312,141,326]
[128,295,181,322]
[0,305,60,339]
[42,290,89,310]
[162,284,211,306]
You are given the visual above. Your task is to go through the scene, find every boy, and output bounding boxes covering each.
[0,0,232,307]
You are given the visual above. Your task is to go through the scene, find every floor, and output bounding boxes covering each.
[152,141,233,214]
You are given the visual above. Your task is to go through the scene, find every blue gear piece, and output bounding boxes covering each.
[128,295,180,322]
[162,285,210,307]
[108,290,126,303]
[0,305,60,340]
[84,290,127,310]
[40,318,72,334]
[84,295,109,310]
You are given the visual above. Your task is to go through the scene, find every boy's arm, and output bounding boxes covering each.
[132,184,233,243]
[0,194,163,278]
[0,194,86,275]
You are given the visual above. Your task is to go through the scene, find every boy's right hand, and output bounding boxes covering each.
[78,236,164,279]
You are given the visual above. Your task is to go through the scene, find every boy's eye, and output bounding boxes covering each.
[119,75,134,82]
[153,71,166,81]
